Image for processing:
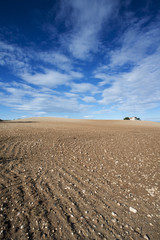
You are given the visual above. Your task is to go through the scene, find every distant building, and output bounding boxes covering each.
[130,117,139,120]
[123,116,141,120]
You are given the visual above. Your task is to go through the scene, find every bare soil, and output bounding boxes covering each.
[0,118,160,240]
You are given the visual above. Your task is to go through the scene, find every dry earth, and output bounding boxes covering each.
[0,118,160,240]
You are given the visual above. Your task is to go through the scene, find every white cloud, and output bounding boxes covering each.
[93,108,113,115]
[1,3,159,120]
[0,82,38,107]
[59,0,119,59]
[109,18,160,68]
[20,70,71,87]
[70,71,83,79]
[39,52,73,71]
[99,48,160,112]
[83,96,96,103]
[15,94,88,113]
[0,81,89,114]
[0,40,83,89]
[71,83,98,93]
[94,15,160,113]
[83,115,93,119]
[20,68,84,88]
[64,92,78,98]
[94,73,112,86]
[0,40,31,74]
[0,41,15,52]
[68,27,98,60]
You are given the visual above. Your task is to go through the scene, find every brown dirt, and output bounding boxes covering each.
[0,118,160,240]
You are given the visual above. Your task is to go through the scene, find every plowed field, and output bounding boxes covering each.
[0,118,160,240]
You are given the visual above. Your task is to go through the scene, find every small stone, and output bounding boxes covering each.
[129,207,137,213]
[144,234,150,240]
[111,218,116,223]
[112,212,117,217]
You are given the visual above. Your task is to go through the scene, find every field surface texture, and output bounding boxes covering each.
[0,118,160,240]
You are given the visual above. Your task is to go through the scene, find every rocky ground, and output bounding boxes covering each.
[0,118,160,240]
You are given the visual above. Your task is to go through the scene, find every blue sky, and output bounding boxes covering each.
[0,0,160,121]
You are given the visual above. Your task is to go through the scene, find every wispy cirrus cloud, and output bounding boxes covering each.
[0,40,83,89]
[59,0,119,59]
[0,0,160,120]
[71,82,98,94]
[21,70,70,88]
[109,18,160,68]
[0,40,71,74]
[98,48,160,112]
[94,73,112,86]
[20,69,83,88]
[94,13,160,113]
[0,40,32,74]
[39,51,73,71]
[0,40,89,115]
[0,81,89,114]
[83,96,96,103]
